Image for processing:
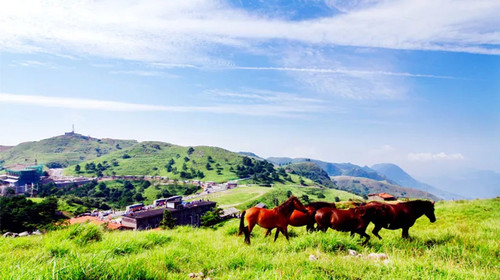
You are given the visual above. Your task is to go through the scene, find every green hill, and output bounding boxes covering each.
[285,161,336,188]
[0,134,137,168]
[64,142,290,183]
[333,175,440,200]
[1,198,498,279]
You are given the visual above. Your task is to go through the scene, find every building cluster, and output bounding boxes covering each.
[0,164,43,195]
[121,196,216,230]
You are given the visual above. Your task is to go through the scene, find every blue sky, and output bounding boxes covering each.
[0,0,499,180]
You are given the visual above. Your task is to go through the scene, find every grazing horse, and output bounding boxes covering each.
[315,206,376,245]
[263,201,337,237]
[364,200,436,239]
[238,196,308,244]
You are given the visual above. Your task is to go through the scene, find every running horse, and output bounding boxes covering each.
[363,200,436,239]
[238,196,308,244]
[314,205,378,245]
[263,201,337,237]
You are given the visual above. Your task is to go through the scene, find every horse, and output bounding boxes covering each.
[363,200,436,239]
[314,206,377,245]
[263,201,337,237]
[238,196,308,244]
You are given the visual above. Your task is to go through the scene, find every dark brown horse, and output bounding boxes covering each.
[238,196,308,244]
[315,206,376,245]
[263,201,337,237]
[363,200,436,239]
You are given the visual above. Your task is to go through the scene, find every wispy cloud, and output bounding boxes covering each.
[11,60,59,69]
[206,89,325,104]
[229,66,457,79]
[408,152,465,161]
[0,0,498,68]
[0,92,324,117]
[109,70,179,78]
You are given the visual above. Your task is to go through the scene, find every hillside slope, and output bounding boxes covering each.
[372,163,464,200]
[1,198,498,279]
[0,134,137,168]
[285,162,336,188]
[64,142,289,183]
[333,175,440,200]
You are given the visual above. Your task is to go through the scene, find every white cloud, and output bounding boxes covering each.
[408,152,465,161]
[0,0,498,68]
[0,92,324,117]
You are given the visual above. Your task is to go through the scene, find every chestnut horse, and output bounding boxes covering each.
[238,196,308,244]
[363,200,436,239]
[315,206,376,245]
[264,201,337,237]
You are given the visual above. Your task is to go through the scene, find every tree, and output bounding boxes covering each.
[75,164,81,173]
[201,208,224,227]
[301,195,310,204]
[299,177,305,185]
[286,190,293,198]
[187,147,195,155]
[317,193,326,199]
[334,196,340,202]
[160,209,176,229]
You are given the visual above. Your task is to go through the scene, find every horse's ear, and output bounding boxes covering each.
[432,201,435,205]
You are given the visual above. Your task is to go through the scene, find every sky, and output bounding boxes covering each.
[0,0,499,180]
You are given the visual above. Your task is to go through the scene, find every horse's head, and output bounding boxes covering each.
[290,196,308,213]
[425,201,436,223]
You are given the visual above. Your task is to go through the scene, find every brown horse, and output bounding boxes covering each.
[315,206,376,245]
[238,196,308,244]
[363,200,436,239]
[264,201,337,237]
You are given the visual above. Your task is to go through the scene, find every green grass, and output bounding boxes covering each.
[1,198,498,279]
[0,134,136,168]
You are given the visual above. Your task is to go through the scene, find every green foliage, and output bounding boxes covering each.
[160,209,176,229]
[0,196,61,233]
[201,207,224,227]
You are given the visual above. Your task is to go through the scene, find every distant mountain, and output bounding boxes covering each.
[285,162,336,188]
[333,175,440,200]
[0,146,13,152]
[371,163,464,200]
[0,133,137,168]
[267,157,386,180]
[238,152,263,159]
[422,170,500,199]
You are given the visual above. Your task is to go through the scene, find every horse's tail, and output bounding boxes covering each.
[238,210,246,236]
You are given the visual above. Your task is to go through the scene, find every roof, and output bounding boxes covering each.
[368,193,395,199]
[255,202,267,208]
[124,201,216,220]
[221,207,239,217]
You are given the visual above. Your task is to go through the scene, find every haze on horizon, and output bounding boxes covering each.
[1,0,499,183]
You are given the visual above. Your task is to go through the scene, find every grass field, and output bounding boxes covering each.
[2,198,497,279]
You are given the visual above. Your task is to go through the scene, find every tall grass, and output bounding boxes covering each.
[0,198,498,279]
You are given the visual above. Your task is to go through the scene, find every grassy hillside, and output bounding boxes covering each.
[333,176,440,200]
[1,198,498,279]
[0,134,137,168]
[190,185,360,209]
[64,142,292,184]
[285,162,336,188]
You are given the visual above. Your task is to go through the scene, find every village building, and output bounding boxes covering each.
[121,197,216,230]
[368,192,397,201]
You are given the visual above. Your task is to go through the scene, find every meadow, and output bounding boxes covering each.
[1,198,498,279]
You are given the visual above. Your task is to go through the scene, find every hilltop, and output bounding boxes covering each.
[0,133,136,168]
[63,141,290,184]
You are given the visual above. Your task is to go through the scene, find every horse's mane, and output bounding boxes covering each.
[307,201,336,209]
[401,200,434,212]
[275,196,299,214]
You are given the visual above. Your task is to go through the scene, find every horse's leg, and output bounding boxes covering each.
[360,231,370,245]
[282,227,290,241]
[264,228,272,238]
[245,221,256,244]
[274,228,280,242]
[402,227,409,239]
[372,224,383,239]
